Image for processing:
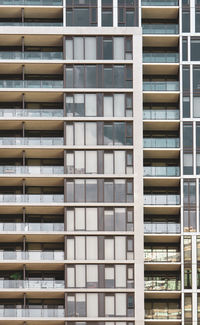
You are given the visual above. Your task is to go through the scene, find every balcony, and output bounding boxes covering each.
[143,138,180,148]
[0,109,64,117]
[0,51,63,60]
[145,308,181,319]
[143,52,179,63]
[0,21,63,26]
[0,194,64,203]
[143,24,179,34]
[144,166,180,177]
[144,221,180,233]
[0,80,63,88]
[144,278,181,291]
[0,308,64,317]
[0,279,64,288]
[0,166,64,174]
[143,81,179,91]
[0,137,63,145]
[144,249,181,262]
[143,109,179,120]
[0,0,62,4]
[142,0,178,5]
[144,194,180,205]
[0,222,64,231]
[0,250,64,260]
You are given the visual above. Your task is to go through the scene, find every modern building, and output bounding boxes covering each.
[0,0,197,324]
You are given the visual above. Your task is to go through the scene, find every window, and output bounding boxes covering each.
[118,0,137,26]
[66,293,98,317]
[102,0,113,26]
[191,38,200,61]
[66,236,98,260]
[65,65,132,88]
[66,1,97,26]
[66,122,97,145]
[104,236,134,260]
[66,94,97,117]
[183,66,190,92]
[103,122,133,145]
[183,123,193,149]
[104,150,133,174]
[182,9,190,32]
[183,96,190,118]
[184,294,192,322]
[104,179,133,203]
[182,37,188,61]
[193,66,200,91]
[196,9,200,32]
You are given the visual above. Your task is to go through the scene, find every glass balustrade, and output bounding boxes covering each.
[143,109,179,120]
[145,308,181,319]
[0,0,62,5]
[143,81,179,91]
[0,308,64,317]
[143,24,179,34]
[0,137,63,145]
[0,80,63,88]
[142,0,178,5]
[0,22,63,26]
[144,279,181,291]
[144,250,181,262]
[0,251,64,260]
[0,52,63,60]
[144,166,180,176]
[144,194,180,205]
[143,138,180,148]
[0,166,64,174]
[0,279,64,288]
[144,222,180,233]
[0,109,63,117]
[143,53,179,63]
[0,223,64,231]
[0,194,64,203]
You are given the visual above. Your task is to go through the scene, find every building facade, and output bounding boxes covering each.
[0,0,198,324]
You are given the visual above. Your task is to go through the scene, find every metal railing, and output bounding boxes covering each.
[143,138,180,148]
[143,109,179,120]
[143,166,180,176]
[144,194,180,205]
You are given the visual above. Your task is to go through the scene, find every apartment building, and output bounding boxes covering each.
[0,0,198,324]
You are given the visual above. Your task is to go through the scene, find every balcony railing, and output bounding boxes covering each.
[0,0,62,5]
[0,222,64,231]
[143,109,179,120]
[0,22,63,26]
[0,279,65,288]
[144,194,180,205]
[0,308,64,317]
[144,166,180,177]
[144,279,181,291]
[145,309,181,319]
[0,137,63,145]
[0,109,64,117]
[0,166,64,174]
[143,24,179,34]
[0,52,63,60]
[144,222,180,233]
[143,53,179,63]
[143,138,180,148]
[0,194,64,203]
[144,250,181,262]
[0,80,63,88]
[143,81,179,91]
[142,0,178,5]
[0,251,64,260]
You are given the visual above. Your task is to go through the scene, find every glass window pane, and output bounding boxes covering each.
[67,210,74,231]
[76,237,85,260]
[75,208,85,230]
[115,237,126,259]
[74,66,84,88]
[114,37,124,59]
[85,37,96,59]
[87,265,98,287]
[75,179,84,202]
[75,123,84,145]
[116,294,126,316]
[115,179,126,202]
[76,265,85,287]
[86,151,97,173]
[87,294,98,317]
[66,68,73,88]
[105,239,114,259]
[104,153,114,174]
[86,123,97,145]
[105,296,114,316]
[115,151,125,174]
[86,208,98,230]
[74,37,84,59]
[67,239,74,259]
[74,94,85,116]
[66,124,73,145]
[74,8,89,26]
[66,39,73,59]
[114,66,124,88]
[85,94,97,116]
[104,210,114,230]
[103,39,113,59]
[115,208,126,230]
[87,237,97,259]
[104,96,113,116]
[114,94,125,116]
[67,267,75,287]
[75,151,85,173]
[86,66,97,88]
[116,265,126,287]
[86,179,97,202]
